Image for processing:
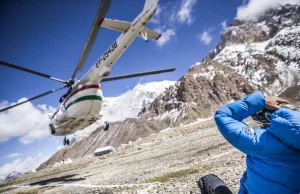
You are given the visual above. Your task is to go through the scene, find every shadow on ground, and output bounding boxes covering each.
[0,187,16,193]
[29,174,85,186]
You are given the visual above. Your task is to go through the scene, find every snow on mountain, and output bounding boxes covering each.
[101,80,175,122]
[207,4,300,95]
[144,61,255,126]
[143,4,300,126]
[5,171,22,181]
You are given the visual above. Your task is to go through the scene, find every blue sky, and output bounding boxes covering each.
[0,0,244,178]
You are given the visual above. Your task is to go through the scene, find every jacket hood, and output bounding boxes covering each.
[268,108,300,150]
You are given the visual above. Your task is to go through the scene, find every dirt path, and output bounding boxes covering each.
[0,119,246,194]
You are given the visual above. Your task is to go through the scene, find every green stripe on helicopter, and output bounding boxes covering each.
[65,95,102,110]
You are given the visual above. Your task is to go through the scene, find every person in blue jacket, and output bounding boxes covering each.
[198,91,300,194]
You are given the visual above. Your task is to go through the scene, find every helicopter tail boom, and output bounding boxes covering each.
[101,19,161,40]
[143,0,158,12]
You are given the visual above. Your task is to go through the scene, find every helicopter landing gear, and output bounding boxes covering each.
[103,121,109,131]
[63,137,70,146]
[140,30,148,44]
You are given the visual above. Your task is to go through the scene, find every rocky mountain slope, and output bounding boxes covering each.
[142,61,255,126]
[38,118,169,170]
[279,85,300,106]
[141,4,300,126]
[39,4,300,169]
[209,4,300,93]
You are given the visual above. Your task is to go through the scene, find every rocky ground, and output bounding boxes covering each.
[0,118,248,194]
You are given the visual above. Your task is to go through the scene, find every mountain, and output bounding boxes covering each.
[0,178,4,183]
[142,61,256,126]
[279,85,300,106]
[101,81,175,122]
[38,118,169,170]
[141,4,300,126]
[207,4,300,94]
[5,171,22,181]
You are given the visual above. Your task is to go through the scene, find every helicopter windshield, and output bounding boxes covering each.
[59,95,65,103]
[59,88,72,103]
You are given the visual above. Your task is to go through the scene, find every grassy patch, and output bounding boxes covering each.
[146,168,199,183]
[16,187,47,194]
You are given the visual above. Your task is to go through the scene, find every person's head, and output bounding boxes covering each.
[251,103,299,128]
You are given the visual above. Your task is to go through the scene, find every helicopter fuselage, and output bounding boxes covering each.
[49,0,158,136]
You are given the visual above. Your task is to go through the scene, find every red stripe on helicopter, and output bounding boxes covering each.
[98,18,104,26]
[63,85,102,106]
[156,34,161,40]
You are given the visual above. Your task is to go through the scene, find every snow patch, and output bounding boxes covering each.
[53,158,72,168]
[189,62,202,71]
[160,127,172,133]
[179,117,213,127]
[154,109,182,123]
[102,81,176,122]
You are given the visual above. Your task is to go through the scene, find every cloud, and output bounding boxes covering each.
[237,0,300,21]
[155,27,176,47]
[197,30,213,45]
[0,99,55,144]
[151,0,198,47]
[220,20,227,33]
[177,0,198,25]
[5,153,20,158]
[0,153,49,179]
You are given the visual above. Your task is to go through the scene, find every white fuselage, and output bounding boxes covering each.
[50,3,157,136]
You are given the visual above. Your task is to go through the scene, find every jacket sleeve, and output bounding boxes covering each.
[214,91,268,155]
[268,108,300,151]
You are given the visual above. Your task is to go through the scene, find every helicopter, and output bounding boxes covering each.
[0,0,176,145]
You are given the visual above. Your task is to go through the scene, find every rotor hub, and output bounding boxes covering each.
[66,79,75,87]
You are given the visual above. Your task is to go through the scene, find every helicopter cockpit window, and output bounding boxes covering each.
[59,93,67,103]
[59,88,72,103]
[59,96,64,103]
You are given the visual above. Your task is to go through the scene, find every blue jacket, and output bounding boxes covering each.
[214,91,300,194]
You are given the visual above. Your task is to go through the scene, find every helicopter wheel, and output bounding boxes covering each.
[63,137,70,146]
[104,121,109,131]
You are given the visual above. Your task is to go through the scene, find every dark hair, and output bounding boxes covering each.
[251,109,274,128]
[251,103,299,128]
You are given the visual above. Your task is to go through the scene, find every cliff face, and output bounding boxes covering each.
[209,4,300,94]
[279,86,300,106]
[141,4,300,126]
[142,61,255,126]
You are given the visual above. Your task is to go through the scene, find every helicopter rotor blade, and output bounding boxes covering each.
[101,68,176,82]
[0,85,68,113]
[71,0,112,80]
[0,60,67,84]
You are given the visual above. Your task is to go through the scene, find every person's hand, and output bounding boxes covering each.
[265,96,289,110]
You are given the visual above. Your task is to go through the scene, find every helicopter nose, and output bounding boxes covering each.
[49,124,56,135]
